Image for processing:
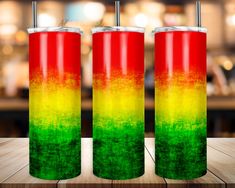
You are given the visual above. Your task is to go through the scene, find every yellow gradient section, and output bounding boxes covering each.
[30,83,81,129]
[155,82,206,127]
[93,76,144,121]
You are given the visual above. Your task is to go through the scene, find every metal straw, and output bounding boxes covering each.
[115,1,120,26]
[196,0,201,27]
[32,1,38,28]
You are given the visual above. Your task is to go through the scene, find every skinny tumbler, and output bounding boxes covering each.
[92,27,145,180]
[154,26,207,179]
[28,27,82,179]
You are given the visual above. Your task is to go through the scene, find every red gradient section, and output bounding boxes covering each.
[155,31,206,77]
[93,32,144,76]
[29,32,81,87]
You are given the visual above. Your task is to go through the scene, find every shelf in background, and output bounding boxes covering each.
[0,96,235,111]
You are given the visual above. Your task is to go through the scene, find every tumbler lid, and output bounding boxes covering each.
[152,26,207,34]
[92,26,145,34]
[28,27,83,34]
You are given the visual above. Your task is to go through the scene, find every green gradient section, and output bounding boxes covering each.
[93,115,144,180]
[155,77,207,179]
[29,84,81,179]
[30,116,81,180]
[155,117,207,179]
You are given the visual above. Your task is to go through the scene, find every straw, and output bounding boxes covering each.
[32,1,38,28]
[115,1,120,26]
[196,0,201,27]
[59,19,69,27]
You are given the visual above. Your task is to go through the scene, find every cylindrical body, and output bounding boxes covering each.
[154,27,207,179]
[28,28,82,180]
[92,27,145,180]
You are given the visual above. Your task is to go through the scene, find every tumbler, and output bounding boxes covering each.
[28,27,82,179]
[92,27,145,180]
[153,26,207,179]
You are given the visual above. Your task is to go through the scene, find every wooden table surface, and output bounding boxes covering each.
[0,138,234,188]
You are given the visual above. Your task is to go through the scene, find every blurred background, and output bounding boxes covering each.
[0,0,235,137]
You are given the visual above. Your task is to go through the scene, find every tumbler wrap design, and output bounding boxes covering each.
[29,31,81,179]
[154,29,207,179]
[93,30,145,180]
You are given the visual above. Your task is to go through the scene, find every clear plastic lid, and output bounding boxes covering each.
[152,26,207,34]
[92,26,145,34]
[28,27,83,34]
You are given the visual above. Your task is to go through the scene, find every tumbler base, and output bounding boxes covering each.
[93,171,144,180]
[155,170,207,180]
[29,172,81,180]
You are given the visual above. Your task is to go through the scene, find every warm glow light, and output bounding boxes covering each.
[84,2,105,22]
[226,15,235,26]
[125,2,164,31]
[217,56,234,71]
[38,13,57,27]
[66,2,105,23]
[134,13,148,27]
[223,60,233,71]
[15,30,27,44]
[0,1,21,25]
[0,24,17,36]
